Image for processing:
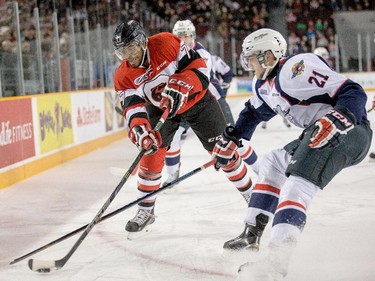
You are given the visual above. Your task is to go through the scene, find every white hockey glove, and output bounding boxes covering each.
[309,106,355,149]
[160,77,192,118]
[221,82,231,97]
[129,123,162,155]
[212,126,242,170]
[221,82,231,89]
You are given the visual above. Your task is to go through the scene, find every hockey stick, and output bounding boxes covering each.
[367,107,374,113]
[10,158,214,266]
[115,106,123,116]
[26,108,170,273]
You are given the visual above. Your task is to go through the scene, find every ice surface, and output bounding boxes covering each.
[1,96,375,281]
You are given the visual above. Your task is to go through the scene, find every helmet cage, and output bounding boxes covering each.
[114,44,139,61]
[240,50,265,71]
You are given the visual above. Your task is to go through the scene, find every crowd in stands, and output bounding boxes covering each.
[148,0,374,71]
[0,1,143,57]
[0,0,374,96]
[285,0,374,68]
[0,1,145,95]
[148,0,269,40]
[0,0,270,64]
[1,0,374,59]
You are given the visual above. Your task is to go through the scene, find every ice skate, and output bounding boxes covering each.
[241,191,252,205]
[237,237,296,281]
[162,169,180,188]
[126,208,155,240]
[223,214,268,251]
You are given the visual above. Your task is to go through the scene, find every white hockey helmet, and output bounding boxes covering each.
[172,20,196,39]
[240,28,287,72]
[313,47,329,59]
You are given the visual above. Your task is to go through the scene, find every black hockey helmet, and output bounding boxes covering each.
[112,20,147,51]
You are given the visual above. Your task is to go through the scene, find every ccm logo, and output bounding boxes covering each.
[169,78,193,91]
[327,110,352,127]
[208,136,221,142]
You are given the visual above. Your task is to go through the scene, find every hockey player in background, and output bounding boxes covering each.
[162,20,259,187]
[313,46,333,68]
[211,54,235,97]
[113,20,254,237]
[313,46,329,60]
[212,28,372,280]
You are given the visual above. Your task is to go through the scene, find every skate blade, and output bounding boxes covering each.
[222,242,260,253]
[127,224,153,241]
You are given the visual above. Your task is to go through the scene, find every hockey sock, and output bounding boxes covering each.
[165,126,185,174]
[222,154,253,195]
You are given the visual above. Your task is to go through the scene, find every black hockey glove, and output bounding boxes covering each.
[309,105,355,149]
[160,77,192,118]
[212,126,242,170]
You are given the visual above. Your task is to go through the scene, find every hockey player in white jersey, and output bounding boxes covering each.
[212,28,372,280]
[163,20,260,187]
[313,46,329,60]
[211,54,234,97]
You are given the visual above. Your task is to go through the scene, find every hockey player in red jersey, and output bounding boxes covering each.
[113,20,254,237]
[212,28,372,280]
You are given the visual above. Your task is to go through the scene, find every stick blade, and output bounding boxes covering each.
[28,258,60,273]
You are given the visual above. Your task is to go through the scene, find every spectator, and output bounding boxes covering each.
[315,18,324,31]
[0,39,17,96]
[316,31,329,48]
[288,31,301,55]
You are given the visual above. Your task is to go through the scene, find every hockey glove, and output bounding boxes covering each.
[129,123,162,155]
[221,82,231,89]
[160,77,192,118]
[212,126,242,170]
[221,82,231,97]
[309,105,355,149]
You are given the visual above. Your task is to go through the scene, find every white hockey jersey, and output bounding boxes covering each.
[235,53,368,140]
[212,55,234,85]
[194,42,225,100]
